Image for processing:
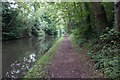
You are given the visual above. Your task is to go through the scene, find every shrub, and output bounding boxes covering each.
[88,28,120,79]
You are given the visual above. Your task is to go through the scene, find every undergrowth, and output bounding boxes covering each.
[88,28,120,79]
[68,34,103,78]
[70,28,120,79]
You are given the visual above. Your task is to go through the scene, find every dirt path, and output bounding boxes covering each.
[48,36,85,78]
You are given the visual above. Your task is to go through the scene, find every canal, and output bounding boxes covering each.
[2,36,57,78]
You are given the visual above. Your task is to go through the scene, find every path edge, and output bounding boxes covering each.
[24,36,64,78]
[68,34,103,78]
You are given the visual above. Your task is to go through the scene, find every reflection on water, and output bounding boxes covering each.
[6,53,36,78]
[2,36,57,78]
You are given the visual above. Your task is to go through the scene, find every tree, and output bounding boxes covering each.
[114,1,120,32]
[84,3,91,29]
[2,2,60,40]
[91,2,108,33]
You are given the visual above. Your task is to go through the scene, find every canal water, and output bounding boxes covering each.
[2,36,57,78]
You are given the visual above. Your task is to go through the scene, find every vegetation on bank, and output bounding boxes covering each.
[24,36,63,78]
[2,2,62,40]
[68,34,103,78]
[88,28,120,79]
[68,28,120,79]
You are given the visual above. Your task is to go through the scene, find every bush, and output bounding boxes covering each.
[88,28,120,79]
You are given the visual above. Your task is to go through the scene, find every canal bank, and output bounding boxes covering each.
[2,36,58,78]
[24,36,63,78]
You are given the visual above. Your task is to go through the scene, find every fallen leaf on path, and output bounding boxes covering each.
[52,74,54,77]
[55,67,58,69]
[72,70,74,73]
[82,73,84,75]
[76,73,79,74]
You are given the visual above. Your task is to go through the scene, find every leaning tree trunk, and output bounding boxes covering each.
[91,2,108,33]
[114,1,120,32]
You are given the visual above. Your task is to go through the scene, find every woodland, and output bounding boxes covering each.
[2,1,120,79]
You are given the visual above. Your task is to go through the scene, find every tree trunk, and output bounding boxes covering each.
[84,3,91,29]
[69,19,72,29]
[114,1,120,32]
[91,2,108,33]
[67,3,73,32]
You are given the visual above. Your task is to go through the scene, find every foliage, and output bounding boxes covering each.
[101,2,114,27]
[2,2,61,40]
[72,26,96,39]
[88,28,120,79]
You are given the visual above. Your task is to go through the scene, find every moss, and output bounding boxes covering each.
[24,36,63,78]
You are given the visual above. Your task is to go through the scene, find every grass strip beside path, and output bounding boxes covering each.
[24,36,63,78]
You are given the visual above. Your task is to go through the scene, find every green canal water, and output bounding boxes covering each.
[2,36,57,78]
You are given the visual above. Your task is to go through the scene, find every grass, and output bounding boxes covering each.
[24,36,63,78]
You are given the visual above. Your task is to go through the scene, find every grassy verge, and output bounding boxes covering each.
[24,36,63,78]
[68,34,103,78]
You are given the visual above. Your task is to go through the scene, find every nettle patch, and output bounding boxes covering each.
[88,28,120,79]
